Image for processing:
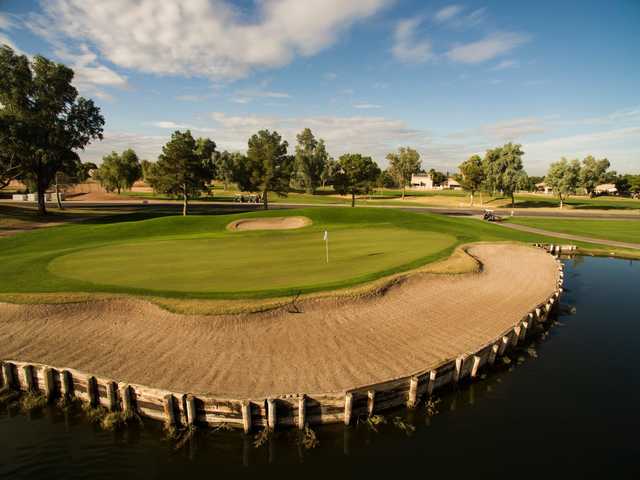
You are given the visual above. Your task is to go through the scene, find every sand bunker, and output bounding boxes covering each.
[0,244,557,398]
[227,216,311,231]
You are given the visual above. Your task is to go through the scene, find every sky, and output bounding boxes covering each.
[0,0,639,175]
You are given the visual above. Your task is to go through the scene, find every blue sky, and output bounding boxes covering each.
[1,0,638,174]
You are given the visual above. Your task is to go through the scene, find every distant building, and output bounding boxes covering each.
[410,173,462,191]
[594,183,618,195]
[535,182,553,194]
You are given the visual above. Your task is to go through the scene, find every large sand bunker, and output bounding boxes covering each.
[226,216,311,231]
[0,244,557,398]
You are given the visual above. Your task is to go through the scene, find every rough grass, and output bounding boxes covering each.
[506,217,640,244]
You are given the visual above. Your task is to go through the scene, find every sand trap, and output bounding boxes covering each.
[227,216,311,231]
[0,244,557,398]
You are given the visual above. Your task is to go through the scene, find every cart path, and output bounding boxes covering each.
[498,222,640,250]
[0,244,558,398]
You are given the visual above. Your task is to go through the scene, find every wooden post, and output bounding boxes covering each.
[298,395,306,430]
[488,344,499,366]
[23,365,37,392]
[106,381,118,411]
[367,390,375,417]
[163,394,178,427]
[1,362,16,389]
[512,326,521,346]
[185,394,197,425]
[86,376,98,407]
[344,393,353,426]
[498,336,510,356]
[453,356,464,383]
[520,322,529,342]
[43,367,56,401]
[267,398,277,430]
[427,370,437,396]
[121,384,134,414]
[407,376,419,408]
[61,370,73,398]
[470,355,481,378]
[241,401,251,434]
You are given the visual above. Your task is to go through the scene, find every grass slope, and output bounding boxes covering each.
[507,217,640,244]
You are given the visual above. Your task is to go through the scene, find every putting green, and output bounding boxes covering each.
[48,227,455,293]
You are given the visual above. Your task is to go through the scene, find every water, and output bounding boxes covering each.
[1,256,639,478]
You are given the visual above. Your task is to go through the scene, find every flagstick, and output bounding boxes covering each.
[325,237,329,263]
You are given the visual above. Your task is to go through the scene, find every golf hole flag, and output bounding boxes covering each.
[323,230,329,263]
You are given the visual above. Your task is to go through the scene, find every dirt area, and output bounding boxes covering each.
[226,216,312,231]
[0,244,557,398]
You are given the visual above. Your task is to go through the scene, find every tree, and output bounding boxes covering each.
[213,150,235,190]
[386,147,421,199]
[147,130,215,215]
[293,128,329,194]
[546,158,581,208]
[0,45,104,214]
[242,130,292,209]
[428,168,447,187]
[377,168,399,188]
[482,143,526,207]
[333,153,381,207]
[320,158,339,188]
[140,159,154,182]
[457,154,485,206]
[580,156,612,196]
[0,117,24,189]
[95,149,142,194]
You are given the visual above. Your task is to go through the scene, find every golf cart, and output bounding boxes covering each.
[482,209,502,222]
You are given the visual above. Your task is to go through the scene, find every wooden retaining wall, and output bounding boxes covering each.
[0,247,567,434]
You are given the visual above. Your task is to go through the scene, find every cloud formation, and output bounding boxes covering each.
[30,0,390,80]
[447,32,530,64]
[392,17,433,63]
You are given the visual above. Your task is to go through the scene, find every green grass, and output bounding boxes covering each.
[1,207,638,301]
[506,217,640,244]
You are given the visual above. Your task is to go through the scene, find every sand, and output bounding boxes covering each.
[0,244,557,398]
[226,216,312,231]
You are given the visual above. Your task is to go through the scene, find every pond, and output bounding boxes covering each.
[1,255,638,477]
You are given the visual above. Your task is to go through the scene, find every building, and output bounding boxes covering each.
[535,182,553,194]
[410,173,462,191]
[594,183,618,195]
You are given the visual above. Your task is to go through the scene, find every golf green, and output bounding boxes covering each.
[48,226,455,293]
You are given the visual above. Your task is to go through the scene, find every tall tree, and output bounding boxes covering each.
[428,168,447,187]
[580,156,612,197]
[386,147,421,199]
[241,130,292,209]
[482,143,526,207]
[0,45,104,214]
[140,159,154,182]
[333,153,381,207]
[546,158,581,208]
[320,158,339,189]
[95,149,142,194]
[147,130,215,215]
[457,154,485,206]
[294,128,329,194]
[213,150,235,190]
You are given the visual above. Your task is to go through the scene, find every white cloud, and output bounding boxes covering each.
[491,59,519,70]
[481,117,547,140]
[435,5,463,23]
[0,13,15,30]
[392,18,433,63]
[324,72,338,80]
[447,32,530,64]
[353,103,382,109]
[30,0,391,80]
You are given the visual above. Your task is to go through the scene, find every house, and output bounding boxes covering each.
[410,173,435,190]
[443,177,462,190]
[594,183,618,195]
[536,182,553,194]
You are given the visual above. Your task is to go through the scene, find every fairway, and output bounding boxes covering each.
[49,227,453,293]
[507,217,640,244]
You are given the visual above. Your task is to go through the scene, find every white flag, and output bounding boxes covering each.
[323,230,328,241]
